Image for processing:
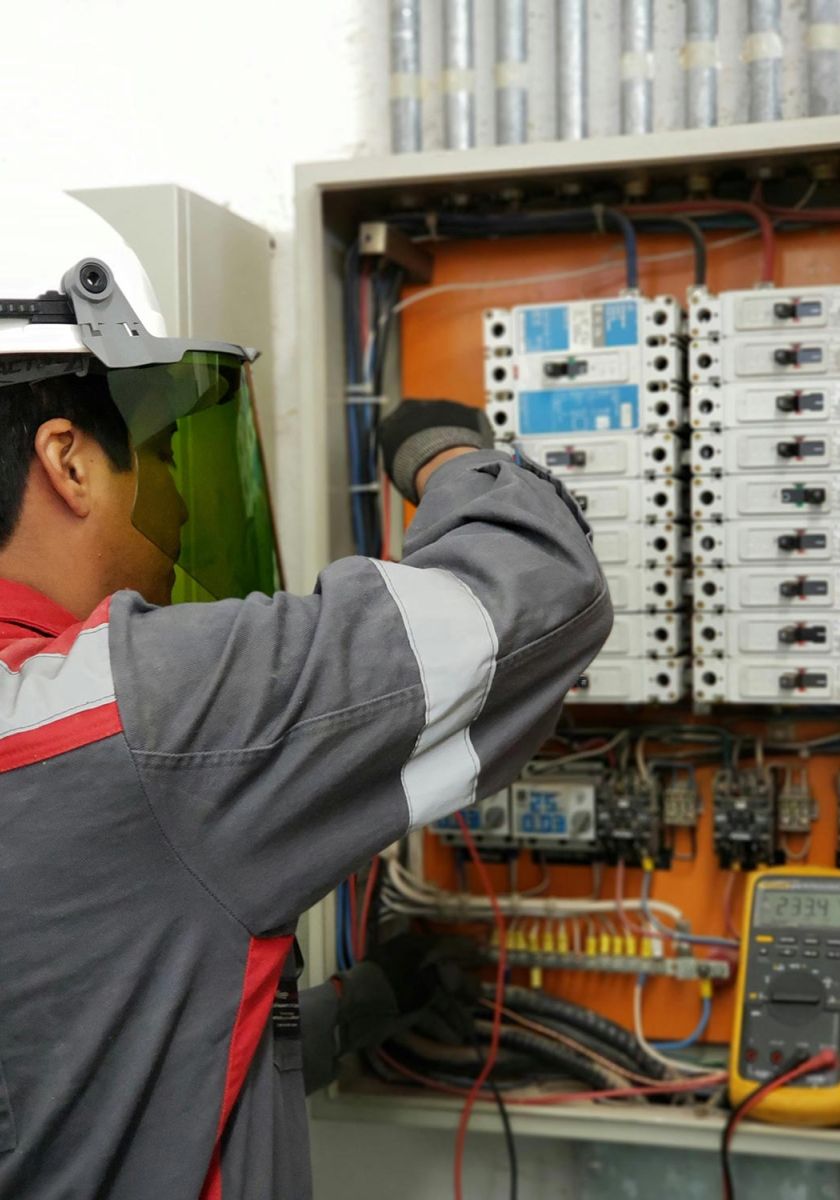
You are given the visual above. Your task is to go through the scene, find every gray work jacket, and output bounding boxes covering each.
[0,450,611,1199]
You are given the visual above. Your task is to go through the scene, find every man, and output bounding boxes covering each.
[0,189,611,1199]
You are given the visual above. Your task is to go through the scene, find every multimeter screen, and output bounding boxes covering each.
[757,888,840,927]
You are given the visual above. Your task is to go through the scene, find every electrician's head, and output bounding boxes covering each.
[0,187,266,616]
[0,371,187,616]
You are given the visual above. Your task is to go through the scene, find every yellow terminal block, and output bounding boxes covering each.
[599,932,611,956]
[699,978,713,1001]
[641,937,653,958]
[625,933,638,957]
[557,924,569,955]
[515,928,528,952]
[542,924,555,955]
[612,935,624,956]
[586,933,597,956]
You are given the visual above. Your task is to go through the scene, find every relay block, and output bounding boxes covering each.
[432,789,511,846]
[689,285,840,705]
[434,766,668,866]
[484,296,689,704]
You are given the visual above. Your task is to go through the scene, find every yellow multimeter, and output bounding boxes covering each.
[730,866,840,1125]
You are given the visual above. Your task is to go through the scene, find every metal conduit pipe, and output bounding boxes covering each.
[442,0,476,149]
[745,0,783,123]
[620,0,654,136]
[495,0,529,144]
[808,0,840,116]
[389,0,422,153]
[556,0,588,140]
[683,0,719,129]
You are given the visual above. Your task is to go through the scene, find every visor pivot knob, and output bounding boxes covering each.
[79,262,109,295]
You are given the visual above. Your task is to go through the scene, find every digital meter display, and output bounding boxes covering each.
[757,887,840,928]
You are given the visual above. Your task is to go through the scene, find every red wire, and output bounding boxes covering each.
[348,874,359,961]
[357,856,381,959]
[453,810,507,1200]
[377,1049,727,1104]
[625,200,776,283]
[722,1050,838,1200]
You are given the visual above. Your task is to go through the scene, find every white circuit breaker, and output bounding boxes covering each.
[483,296,689,704]
[689,285,840,704]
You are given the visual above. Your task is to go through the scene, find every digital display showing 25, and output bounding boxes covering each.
[757,888,840,928]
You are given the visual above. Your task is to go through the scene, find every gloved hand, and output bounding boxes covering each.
[336,933,481,1052]
[378,398,495,505]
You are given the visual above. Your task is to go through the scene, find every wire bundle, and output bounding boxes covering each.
[343,243,403,557]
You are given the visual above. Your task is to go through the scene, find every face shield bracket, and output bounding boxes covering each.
[61,258,258,370]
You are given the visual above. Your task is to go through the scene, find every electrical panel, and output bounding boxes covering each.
[484,296,689,704]
[690,285,840,704]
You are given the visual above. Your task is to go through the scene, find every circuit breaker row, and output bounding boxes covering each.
[433,764,819,870]
[483,297,689,704]
[689,285,840,704]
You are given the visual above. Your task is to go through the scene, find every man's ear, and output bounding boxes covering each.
[32,419,93,518]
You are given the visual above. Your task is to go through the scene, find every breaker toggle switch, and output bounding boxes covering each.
[779,577,828,599]
[776,390,826,414]
[544,358,588,379]
[546,448,587,468]
[776,439,802,459]
[778,623,827,645]
[777,530,829,552]
[774,301,797,320]
[780,669,828,692]
[773,299,823,321]
[781,485,827,506]
[774,345,822,368]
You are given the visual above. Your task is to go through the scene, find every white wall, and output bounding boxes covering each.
[3,2,833,1196]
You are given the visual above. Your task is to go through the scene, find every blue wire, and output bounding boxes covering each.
[652,997,712,1052]
[641,869,740,950]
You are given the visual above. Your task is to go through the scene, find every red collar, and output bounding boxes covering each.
[0,579,77,639]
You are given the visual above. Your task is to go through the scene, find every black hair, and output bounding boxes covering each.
[0,371,132,548]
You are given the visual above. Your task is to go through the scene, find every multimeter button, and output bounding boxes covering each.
[804,937,820,946]
[827,950,840,959]
[778,935,797,944]
[777,947,797,957]
[758,946,771,957]
[804,950,819,958]
[827,939,840,947]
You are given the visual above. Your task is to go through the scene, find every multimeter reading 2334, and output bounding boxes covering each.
[730,866,840,1125]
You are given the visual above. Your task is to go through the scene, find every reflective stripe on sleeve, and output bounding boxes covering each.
[371,560,498,827]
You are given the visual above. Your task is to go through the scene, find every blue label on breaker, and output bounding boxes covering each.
[603,300,638,346]
[518,385,639,434]
[521,306,570,352]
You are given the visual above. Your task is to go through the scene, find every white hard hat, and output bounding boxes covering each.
[0,187,255,385]
[0,187,167,357]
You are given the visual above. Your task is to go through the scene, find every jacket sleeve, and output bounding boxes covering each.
[109,450,612,935]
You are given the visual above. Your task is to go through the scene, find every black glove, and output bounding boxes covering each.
[335,933,481,1053]
[378,399,495,505]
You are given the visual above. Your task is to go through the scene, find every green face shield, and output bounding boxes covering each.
[107,352,282,602]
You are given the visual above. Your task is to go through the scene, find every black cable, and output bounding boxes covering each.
[721,1051,808,1200]
[467,1031,518,1200]
[626,214,707,287]
[475,1021,620,1091]
[492,985,668,1081]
